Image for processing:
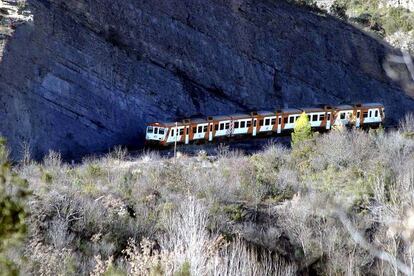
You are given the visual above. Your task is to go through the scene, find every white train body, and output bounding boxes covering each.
[145,103,385,146]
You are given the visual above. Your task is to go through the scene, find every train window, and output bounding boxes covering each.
[312,114,318,121]
[327,113,331,120]
[154,128,159,134]
[357,111,360,119]
[240,121,246,128]
[278,117,282,124]
[203,126,208,132]
[307,115,311,121]
[253,120,256,127]
[215,124,219,131]
[289,116,294,124]
[340,113,345,119]
[193,127,197,133]
[159,128,165,135]
[259,120,264,126]
[247,121,252,127]
[220,123,225,130]
[225,123,230,129]
[210,125,213,131]
[265,118,270,125]
[375,110,378,117]
[369,110,372,117]
[363,111,368,118]
[147,126,154,133]
[284,117,288,124]
[186,128,189,135]
[198,126,203,133]
[320,114,325,121]
[171,129,175,136]
[179,129,184,135]
[234,121,239,128]
[271,118,276,125]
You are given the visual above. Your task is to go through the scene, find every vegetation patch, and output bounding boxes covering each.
[2,113,414,274]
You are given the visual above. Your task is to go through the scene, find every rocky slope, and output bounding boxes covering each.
[0,0,414,159]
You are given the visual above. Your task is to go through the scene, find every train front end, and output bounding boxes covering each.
[145,123,168,146]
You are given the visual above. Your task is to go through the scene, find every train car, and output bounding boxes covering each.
[145,103,385,146]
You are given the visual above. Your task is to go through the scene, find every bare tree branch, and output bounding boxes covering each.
[336,209,413,276]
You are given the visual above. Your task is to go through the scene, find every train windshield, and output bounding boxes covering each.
[147,126,165,135]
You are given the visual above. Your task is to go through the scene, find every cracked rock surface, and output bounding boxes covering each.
[0,0,413,159]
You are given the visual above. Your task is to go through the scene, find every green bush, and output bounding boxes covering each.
[287,0,323,13]
[380,7,414,34]
[223,204,246,222]
[330,1,348,19]
[175,261,191,276]
[338,0,414,36]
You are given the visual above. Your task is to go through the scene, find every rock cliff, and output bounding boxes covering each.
[1,0,414,159]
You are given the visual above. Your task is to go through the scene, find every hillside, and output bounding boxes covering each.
[1,121,414,275]
[0,0,414,160]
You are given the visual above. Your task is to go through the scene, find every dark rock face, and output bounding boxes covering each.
[0,0,413,159]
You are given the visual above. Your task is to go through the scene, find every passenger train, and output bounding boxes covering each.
[145,103,385,146]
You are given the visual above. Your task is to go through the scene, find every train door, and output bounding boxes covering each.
[277,116,282,134]
[326,112,331,130]
[356,110,361,128]
[253,119,257,136]
[209,124,213,142]
[170,127,177,143]
[185,126,189,144]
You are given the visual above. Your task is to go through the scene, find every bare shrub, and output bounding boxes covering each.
[24,240,76,276]
[15,126,414,275]
[48,217,74,250]
[19,140,32,166]
[399,112,414,133]
[210,237,297,276]
[105,146,129,165]
[122,196,297,275]
[123,238,166,275]
[43,150,62,168]
[90,255,114,276]
[140,150,161,163]
[161,196,210,275]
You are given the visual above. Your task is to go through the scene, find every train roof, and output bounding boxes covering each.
[209,115,232,121]
[281,108,302,114]
[189,118,208,124]
[229,113,252,119]
[301,107,325,113]
[335,104,353,110]
[256,111,275,116]
[147,121,179,127]
[360,102,383,107]
[164,122,184,127]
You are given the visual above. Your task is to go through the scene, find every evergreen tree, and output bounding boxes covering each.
[0,137,30,275]
[291,112,313,145]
